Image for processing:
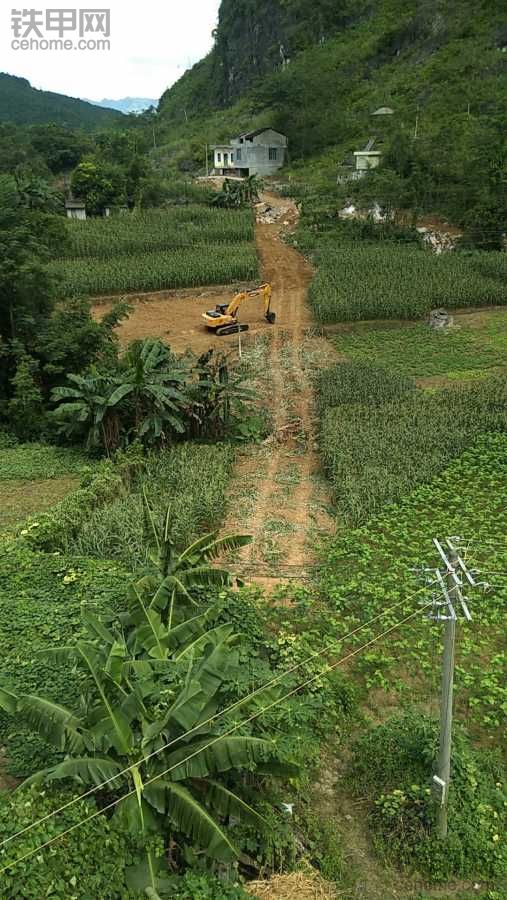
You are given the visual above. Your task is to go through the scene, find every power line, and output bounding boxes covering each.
[0,599,434,877]
[0,580,437,853]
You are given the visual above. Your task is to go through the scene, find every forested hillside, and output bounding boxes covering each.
[0,73,123,127]
[158,0,506,227]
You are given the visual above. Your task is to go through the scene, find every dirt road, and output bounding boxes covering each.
[221,197,335,585]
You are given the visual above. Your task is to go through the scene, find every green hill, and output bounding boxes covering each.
[157,0,506,219]
[0,73,124,128]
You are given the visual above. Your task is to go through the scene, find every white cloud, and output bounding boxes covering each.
[1,0,219,102]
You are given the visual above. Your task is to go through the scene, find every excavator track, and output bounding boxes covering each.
[216,323,250,336]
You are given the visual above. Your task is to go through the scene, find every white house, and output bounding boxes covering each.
[337,138,383,183]
[65,199,86,220]
[212,128,288,177]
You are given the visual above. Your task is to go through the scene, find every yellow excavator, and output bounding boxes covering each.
[202,282,276,336]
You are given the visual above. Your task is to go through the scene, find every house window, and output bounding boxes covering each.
[237,149,242,161]
[268,147,278,161]
[231,153,234,162]
[217,152,222,163]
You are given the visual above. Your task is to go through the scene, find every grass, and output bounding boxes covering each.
[72,442,236,568]
[0,443,89,481]
[334,310,507,379]
[318,366,507,526]
[0,477,79,529]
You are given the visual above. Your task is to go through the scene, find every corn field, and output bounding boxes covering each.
[52,243,259,297]
[308,245,507,322]
[54,206,258,296]
[63,206,255,258]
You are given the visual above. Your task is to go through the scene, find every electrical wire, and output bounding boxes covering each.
[0,598,435,877]
[0,579,438,853]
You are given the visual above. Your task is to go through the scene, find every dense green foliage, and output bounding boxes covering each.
[319,366,507,524]
[351,713,506,881]
[320,433,507,735]
[72,443,236,566]
[53,243,258,297]
[0,786,144,897]
[63,207,254,258]
[51,206,258,297]
[0,73,123,128]
[307,245,507,323]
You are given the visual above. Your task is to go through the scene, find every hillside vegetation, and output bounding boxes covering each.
[158,0,505,227]
[0,72,123,128]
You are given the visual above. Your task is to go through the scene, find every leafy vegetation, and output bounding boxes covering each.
[334,313,507,379]
[307,245,507,323]
[318,364,507,525]
[351,713,506,881]
[0,786,145,897]
[53,242,258,297]
[320,433,507,736]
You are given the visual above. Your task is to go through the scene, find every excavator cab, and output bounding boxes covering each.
[202,283,275,336]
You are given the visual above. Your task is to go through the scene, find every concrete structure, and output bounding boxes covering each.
[65,199,86,220]
[337,137,382,183]
[212,128,287,177]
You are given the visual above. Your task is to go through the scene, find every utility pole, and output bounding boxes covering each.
[436,544,457,838]
[427,538,487,837]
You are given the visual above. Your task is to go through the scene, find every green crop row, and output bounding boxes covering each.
[308,245,507,322]
[320,432,507,738]
[318,365,507,526]
[63,206,255,259]
[51,242,259,297]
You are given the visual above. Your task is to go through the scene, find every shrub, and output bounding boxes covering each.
[350,713,506,882]
[72,443,236,566]
[0,786,145,897]
[24,464,123,551]
[0,544,126,774]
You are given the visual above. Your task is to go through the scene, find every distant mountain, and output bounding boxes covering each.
[0,72,123,128]
[88,97,158,114]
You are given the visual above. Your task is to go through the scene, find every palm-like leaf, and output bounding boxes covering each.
[165,736,274,782]
[163,781,238,862]
[18,696,87,753]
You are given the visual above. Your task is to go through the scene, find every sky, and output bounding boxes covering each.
[1,0,220,101]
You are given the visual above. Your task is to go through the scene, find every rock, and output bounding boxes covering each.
[428,308,453,329]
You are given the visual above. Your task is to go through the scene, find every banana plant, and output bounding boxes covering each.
[0,597,284,895]
[134,497,252,633]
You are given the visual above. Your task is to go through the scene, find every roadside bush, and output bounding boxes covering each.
[0,786,146,897]
[350,713,506,882]
[72,443,236,566]
[0,442,87,481]
[24,463,123,551]
[319,375,507,525]
[315,361,415,413]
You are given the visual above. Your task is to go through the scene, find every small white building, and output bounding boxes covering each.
[65,199,86,220]
[212,128,288,177]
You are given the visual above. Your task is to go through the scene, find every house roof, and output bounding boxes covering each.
[371,106,394,115]
[239,127,286,140]
[65,199,86,208]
